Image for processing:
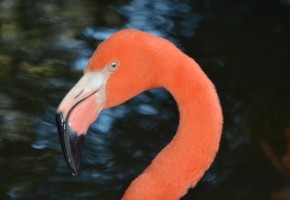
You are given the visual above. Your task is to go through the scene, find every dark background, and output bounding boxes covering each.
[0,0,289,199]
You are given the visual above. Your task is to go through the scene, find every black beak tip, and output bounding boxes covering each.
[55,112,85,176]
[55,112,65,135]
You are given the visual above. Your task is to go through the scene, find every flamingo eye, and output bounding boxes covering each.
[108,62,119,72]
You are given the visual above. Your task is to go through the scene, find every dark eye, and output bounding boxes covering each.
[108,62,119,71]
[111,63,117,68]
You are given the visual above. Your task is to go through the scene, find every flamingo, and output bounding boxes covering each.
[56,29,223,200]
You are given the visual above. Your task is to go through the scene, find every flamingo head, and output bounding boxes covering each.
[55,29,166,175]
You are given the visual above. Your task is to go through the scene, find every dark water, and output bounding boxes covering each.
[0,0,290,199]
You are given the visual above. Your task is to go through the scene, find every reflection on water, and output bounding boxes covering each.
[0,0,290,199]
[119,0,201,38]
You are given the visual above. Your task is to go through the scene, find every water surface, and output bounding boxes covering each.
[0,0,290,199]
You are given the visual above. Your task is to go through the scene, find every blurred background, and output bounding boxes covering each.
[0,0,289,199]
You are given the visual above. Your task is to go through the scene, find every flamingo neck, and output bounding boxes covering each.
[122,55,223,200]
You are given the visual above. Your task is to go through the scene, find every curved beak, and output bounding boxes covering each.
[56,71,109,176]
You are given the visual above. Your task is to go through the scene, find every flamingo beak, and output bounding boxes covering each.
[55,71,109,176]
[56,112,84,176]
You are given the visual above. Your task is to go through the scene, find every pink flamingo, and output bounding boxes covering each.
[56,29,223,200]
